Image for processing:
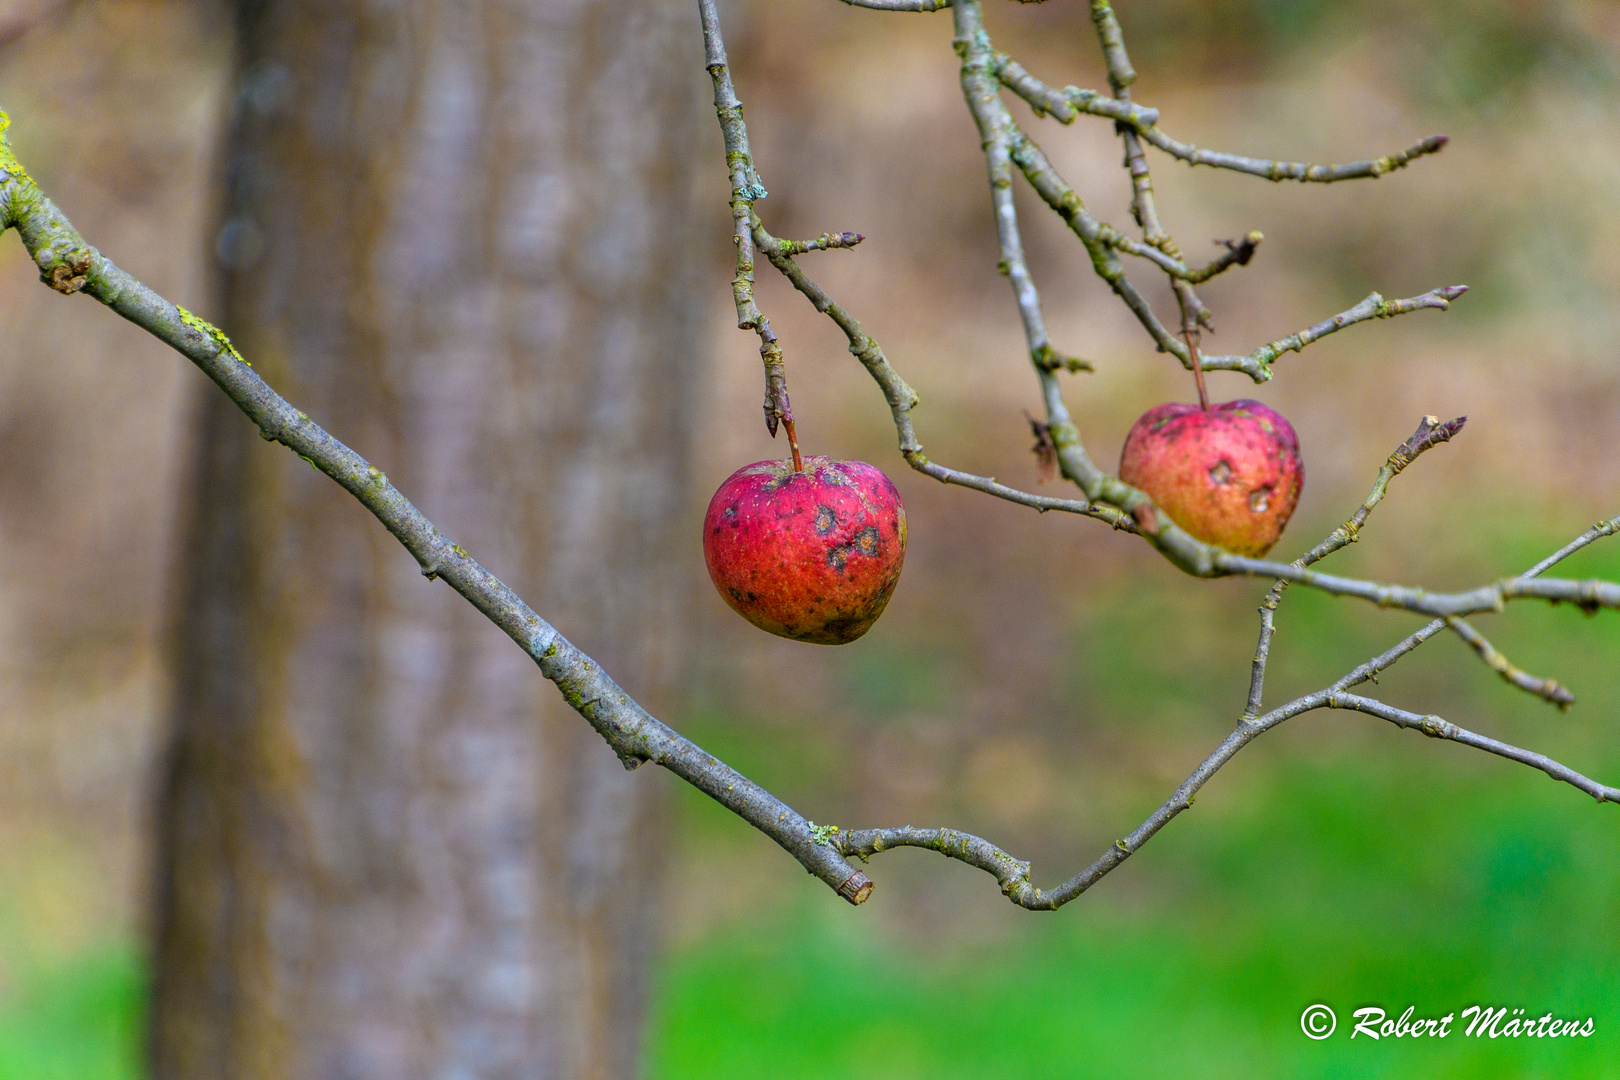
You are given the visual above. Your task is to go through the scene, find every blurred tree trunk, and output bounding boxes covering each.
[148,1,701,1077]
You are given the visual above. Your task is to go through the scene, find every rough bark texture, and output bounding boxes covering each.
[149,2,701,1077]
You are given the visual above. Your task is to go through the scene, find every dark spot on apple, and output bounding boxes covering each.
[1209,460,1233,485]
[827,547,847,572]
[1249,487,1271,513]
[729,587,743,601]
[820,613,863,640]
[814,505,836,535]
[854,526,879,555]
[724,505,738,517]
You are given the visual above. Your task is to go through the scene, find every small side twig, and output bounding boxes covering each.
[700,0,800,466]
[775,230,864,255]
[1445,618,1575,709]
[1202,286,1469,382]
[837,0,950,10]
[1246,415,1466,716]
[1328,693,1609,798]
[991,50,1450,185]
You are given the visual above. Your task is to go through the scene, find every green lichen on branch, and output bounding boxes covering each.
[176,306,249,366]
[0,109,34,188]
[807,821,841,847]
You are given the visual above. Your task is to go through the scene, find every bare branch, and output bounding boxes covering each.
[992,47,1449,185]
[1187,232,1263,285]
[993,52,1096,123]
[1445,618,1575,708]
[840,675,1620,910]
[750,213,1132,530]
[775,230,864,255]
[0,107,875,907]
[1304,413,1468,570]
[1329,516,1620,701]
[839,720,1263,911]
[1328,693,1615,801]
[1216,554,1620,618]
[1083,2,1215,335]
[1142,129,1451,184]
[700,0,799,459]
[1202,287,1469,382]
[1002,123,1187,359]
[906,454,1135,529]
[837,0,950,10]
[838,551,1620,912]
[1246,416,1467,715]
[1087,0,1134,95]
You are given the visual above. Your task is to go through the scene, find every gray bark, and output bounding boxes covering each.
[149,2,702,1077]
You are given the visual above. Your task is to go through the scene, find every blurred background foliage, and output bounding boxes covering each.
[2,0,1619,1075]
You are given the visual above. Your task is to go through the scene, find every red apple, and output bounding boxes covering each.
[703,456,906,644]
[1118,399,1303,557]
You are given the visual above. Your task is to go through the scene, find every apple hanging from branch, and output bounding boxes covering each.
[704,457,907,644]
[1119,399,1304,558]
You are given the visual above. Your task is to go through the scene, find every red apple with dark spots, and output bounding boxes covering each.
[703,456,906,644]
[1119,399,1303,557]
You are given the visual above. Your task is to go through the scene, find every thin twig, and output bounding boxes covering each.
[1328,693,1614,800]
[1327,516,1620,701]
[1141,128,1450,184]
[775,230,864,255]
[838,0,950,10]
[840,509,1620,911]
[750,213,1132,529]
[841,678,1620,910]
[1445,618,1575,708]
[1247,415,1466,715]
[1088,1,1213,335]
[1202,287,1469,382]
[700,0,799,461]
[992,52,1449,185]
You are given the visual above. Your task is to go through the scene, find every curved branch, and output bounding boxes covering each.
[840,554,1620,912]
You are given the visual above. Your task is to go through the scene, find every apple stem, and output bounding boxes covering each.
[1184,329,1210,411]
[783,416,805,473]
